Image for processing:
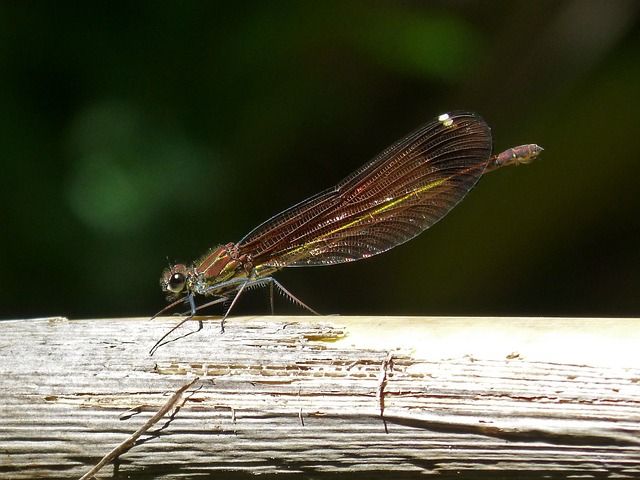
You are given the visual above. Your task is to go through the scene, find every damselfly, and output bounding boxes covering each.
[150,111,542,354]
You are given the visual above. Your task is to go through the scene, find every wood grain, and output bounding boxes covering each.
[0,315,638,478]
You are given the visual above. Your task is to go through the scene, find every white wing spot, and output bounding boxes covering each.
[438,113,453,127]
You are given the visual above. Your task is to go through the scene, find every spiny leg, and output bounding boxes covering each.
[246,276,321,316]
[150,294,226,356]
[151,277,321,354]
[269,280,275,315]
[214,277,321,329]
[218,280,251,333]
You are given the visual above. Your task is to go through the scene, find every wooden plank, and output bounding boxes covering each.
[0,315,639,478]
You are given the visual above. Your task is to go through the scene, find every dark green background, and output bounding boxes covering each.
[2,1,640,320]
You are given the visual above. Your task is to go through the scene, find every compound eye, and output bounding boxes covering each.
[167,272,186,293]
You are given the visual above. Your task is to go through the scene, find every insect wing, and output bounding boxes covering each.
[239,111,492,268]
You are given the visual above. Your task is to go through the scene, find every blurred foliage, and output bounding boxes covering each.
[1,0,640,320]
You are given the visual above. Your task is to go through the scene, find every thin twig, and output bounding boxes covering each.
[376,352,393,434]
[79,377,200,480]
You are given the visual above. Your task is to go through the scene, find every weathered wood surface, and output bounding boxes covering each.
[0,315,639,479]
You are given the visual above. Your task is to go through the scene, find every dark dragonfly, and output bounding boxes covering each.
[150,111,542,354]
